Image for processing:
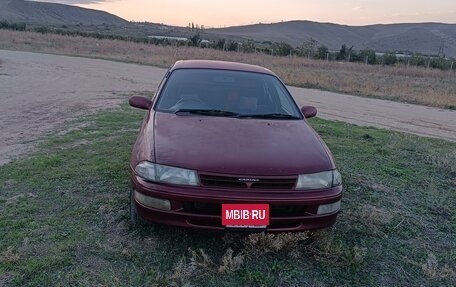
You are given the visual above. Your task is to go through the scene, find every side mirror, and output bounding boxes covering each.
[301,106,317,119]
[129,96,152,110]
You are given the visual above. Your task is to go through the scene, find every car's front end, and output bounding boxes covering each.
[131,165,342,231]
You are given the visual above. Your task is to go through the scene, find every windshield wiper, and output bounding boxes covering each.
[237,113,301,119]
[174,110,300,120]
[174,109,240,117]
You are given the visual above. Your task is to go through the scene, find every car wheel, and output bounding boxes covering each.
[130,189,155,230]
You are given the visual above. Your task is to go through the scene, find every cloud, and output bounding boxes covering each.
[352,6,363,11]
[31,0,114,4]
[356,10,456,24]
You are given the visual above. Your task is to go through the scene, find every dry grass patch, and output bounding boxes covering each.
[0,246,19,264]
[1,30,455,108]
[167,232,311,285]
[168,249,212,285]
[422,257,456,280]
[218,248,245,274]
[243,232,310,257]
[361,205,394,226]
[168,248,245,286]
[304,230,370,267]
[306,231,347,265]
[427,149,456,175]
[404,253,456,280]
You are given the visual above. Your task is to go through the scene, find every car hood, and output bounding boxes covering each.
[153,112,334,176]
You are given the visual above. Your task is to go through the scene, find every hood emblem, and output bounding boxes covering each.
[238,178,260,182]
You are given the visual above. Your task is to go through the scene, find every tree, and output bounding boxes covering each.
[336,44,347,60]
[0,21,26,31]
[359,49,377,64]
[272,42,293,56]
[336,44,354,61]
[190,33,201,47]
[226,41,238,51]
[316,45,329,60]
[382,52,397,66]
[215,39,225,50]
[34,26,50,34]
[242,40,256,53]
[301,38,318,58]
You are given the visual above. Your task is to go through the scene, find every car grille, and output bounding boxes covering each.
[199,173,297,190]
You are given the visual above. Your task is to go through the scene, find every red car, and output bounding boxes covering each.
[129,60,342,232]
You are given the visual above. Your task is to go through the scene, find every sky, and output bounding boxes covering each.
[35,0,456,27]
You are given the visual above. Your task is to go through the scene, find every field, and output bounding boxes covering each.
[1,30,455,109]
[1,28,455,286]
[1,102,455,286]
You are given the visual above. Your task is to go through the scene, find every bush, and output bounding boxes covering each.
[382,52,397,66]
[272,42,293,56]
[34,26,51,34]
[190,33,201,47]
[359,49,377,65]
[337,44,349,61]
[0,21,26,31]
[429,57,451,70]
[316,45,329,60]
[226,41,238,51]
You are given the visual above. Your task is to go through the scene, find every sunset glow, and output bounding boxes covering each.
[36,0,456,27]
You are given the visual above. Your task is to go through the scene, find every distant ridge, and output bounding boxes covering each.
[207,20,456,57]
[1,1,455,57]
[0,0,128,26]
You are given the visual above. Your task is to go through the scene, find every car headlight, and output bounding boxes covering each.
[296,169,342,190]
[134,161,199,186]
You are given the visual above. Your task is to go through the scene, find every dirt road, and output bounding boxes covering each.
[289,87,456,142]
[0,50,163,164]
[1,50,455,164]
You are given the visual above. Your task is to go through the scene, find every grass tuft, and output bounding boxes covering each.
[419,253,456,280]
[0,247,20,264]
[218,248,244,274]
[243,232,310,257]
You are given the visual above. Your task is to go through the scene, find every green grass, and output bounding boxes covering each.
[1,105,455,286]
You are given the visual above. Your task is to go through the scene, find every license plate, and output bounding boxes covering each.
[222,204,269,227]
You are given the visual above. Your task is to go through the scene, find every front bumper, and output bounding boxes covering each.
[131,174,343,232]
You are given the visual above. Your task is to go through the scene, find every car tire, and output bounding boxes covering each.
[130,189,155,230]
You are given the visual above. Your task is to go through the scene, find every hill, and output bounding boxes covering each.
[1,1,455,57]
[0,0,128,26]
[206,21,456,57]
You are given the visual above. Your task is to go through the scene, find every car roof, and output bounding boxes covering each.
[170,60,276,76]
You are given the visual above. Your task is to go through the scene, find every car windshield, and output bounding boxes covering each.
[155,69,302,119]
